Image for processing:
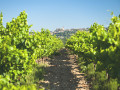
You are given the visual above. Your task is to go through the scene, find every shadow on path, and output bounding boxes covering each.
[40,49,89,90]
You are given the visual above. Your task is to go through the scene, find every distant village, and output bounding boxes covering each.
[50,27,89,35]
[30,27,108,36]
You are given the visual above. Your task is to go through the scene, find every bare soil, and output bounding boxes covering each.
[39,48,89,90]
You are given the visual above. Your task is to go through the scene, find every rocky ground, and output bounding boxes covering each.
[39,48,89,90]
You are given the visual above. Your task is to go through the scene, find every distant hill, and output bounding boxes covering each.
[52,28,89,44]
[29,28,89,45]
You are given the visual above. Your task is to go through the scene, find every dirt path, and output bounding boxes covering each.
[39,48,89,90]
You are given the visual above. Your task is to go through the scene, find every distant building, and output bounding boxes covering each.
[53,27,89,35]
[54,27,64,33]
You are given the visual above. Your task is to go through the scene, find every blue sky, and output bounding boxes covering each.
[0,0,120,31]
